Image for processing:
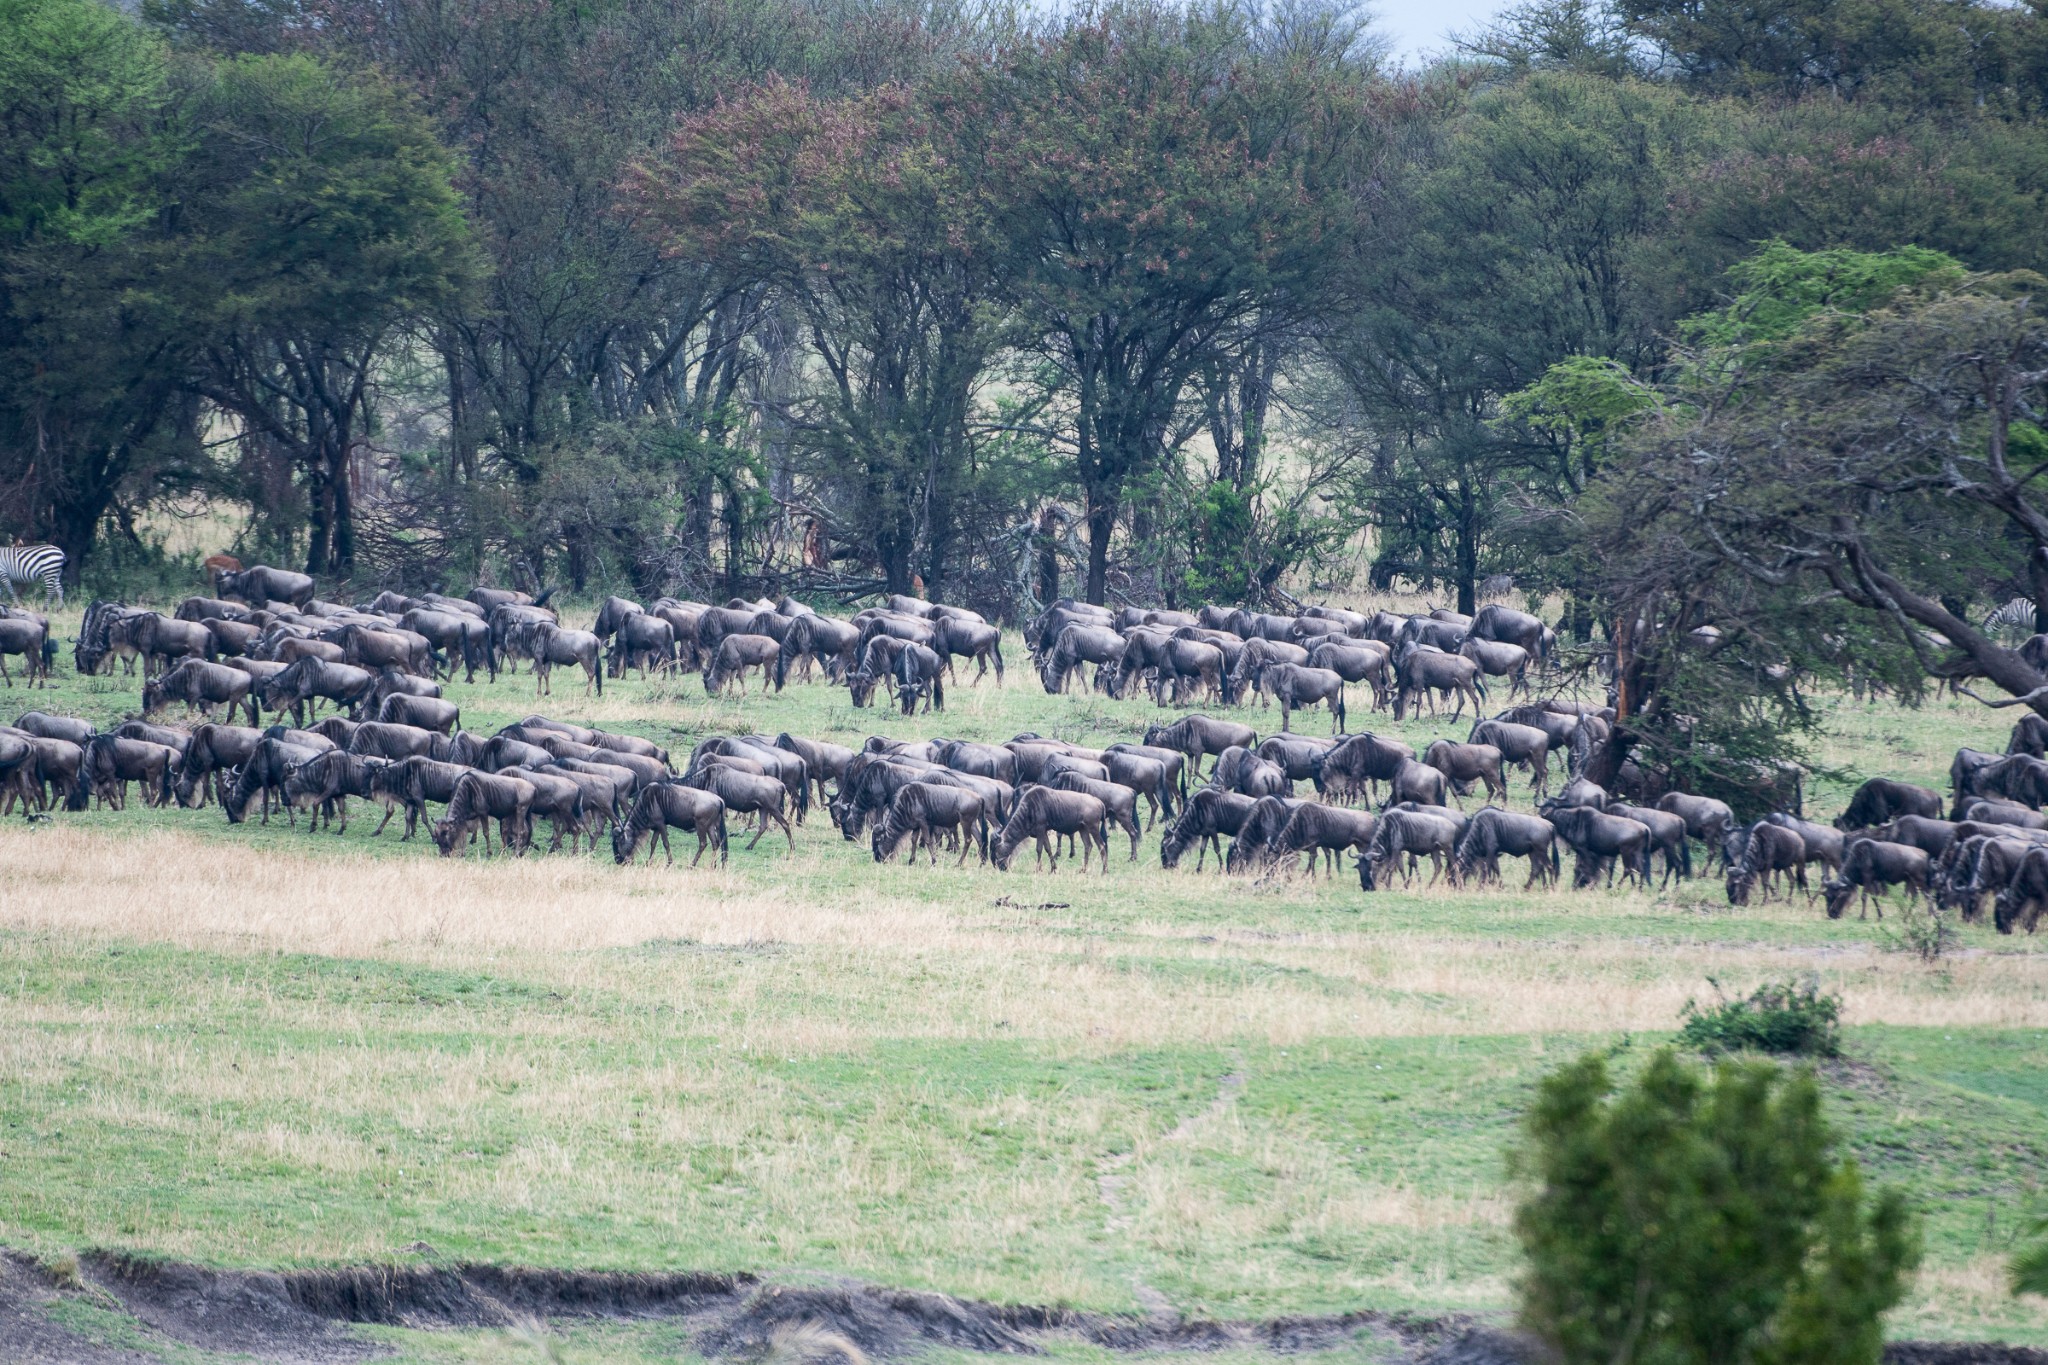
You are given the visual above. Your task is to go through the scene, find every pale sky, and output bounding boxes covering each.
[1370,0,1504,64]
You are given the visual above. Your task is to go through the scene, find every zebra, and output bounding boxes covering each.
[1985,596,2040,642]
[0,545,63,610]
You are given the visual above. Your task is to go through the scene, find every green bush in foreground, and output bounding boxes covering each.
[1677,977,1842,1057]
[1512,1049,1917,1365]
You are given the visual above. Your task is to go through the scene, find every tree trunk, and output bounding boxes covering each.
[1455,482,1478,616]
[1085,495,1114,606]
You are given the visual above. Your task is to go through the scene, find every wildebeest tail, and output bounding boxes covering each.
[533,585,557,608]
[932,670,944,712]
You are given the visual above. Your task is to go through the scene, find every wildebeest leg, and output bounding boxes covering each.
[373,804,395,837]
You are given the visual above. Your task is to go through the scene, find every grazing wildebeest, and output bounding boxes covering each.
[774,614,860,686]
[1992,844,2048,933]
[1274,803,1376,877]
[682,766,795,851]
[1940,835,2037,921]
[1548,805,1650,889]
[1724,821,1810,905]
[141,659,257,725]
[216,564,315,608]
[220,736,327,826]
[872,782,988,866]
[1143,715,1258,787]
[431,771,538,857]
[370,756,473,838]
[991,787,1108,872]
[175,596,254,624]
[266,634,346,667]
[1423,740,1506,806]
[1208,745,1289,799]
[1358,805,1463,889]
[339,625,434,677]
[11,733,85,811]
[346,721,444,764]
[279,750,388,835]
[607,611,676,679]
[1761,812,1845,877]
[13,710,92,746]
[167,724,262,810]
[1046,771,1143,860]
[1039,625,1127,695]
[376,692,460,734]
[1312,732,1412,805]
[201,617,262,658]
[1453,808,1558,888]
[514,769,591,853]
[1151,638,1227,706]
[777,733,857,808]
[1225,638,1310,706]
[1836,778,1943,830]
[260,657,376,727]
[82,734,175,810]
[1220,794,1302,871]
[1391,643,1485,721]
[1823,839,1930,920]
[1861,813,1959,861]
[1160,787,1256,871]
[1255,734,1336,794]
[703,634,781,697]
[892,643,947,715]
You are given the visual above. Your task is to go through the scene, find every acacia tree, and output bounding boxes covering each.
[1588,247,2048,719]
[180,53,472,577]
[989,0,1378,603]
[633,75,1014,596]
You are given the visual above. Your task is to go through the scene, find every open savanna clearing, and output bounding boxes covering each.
[1,611,2045,1360]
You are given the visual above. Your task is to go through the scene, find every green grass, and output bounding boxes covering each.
[1,602,2045,1352]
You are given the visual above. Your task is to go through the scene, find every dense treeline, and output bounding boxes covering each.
[13,0,2048,785]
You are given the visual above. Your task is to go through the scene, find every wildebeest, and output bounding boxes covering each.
[402,608,494,682]
[991,787,1108,872]
[1608,801,1692,885]
[1453,808,1558,888]
[891,643,947,715]
[704,634,781,697]
[774,614,860,686]
[1045,771,1144,860]
[1143,715,1258,786]
[1656,792,1736,870]
[1992,844,2048,933]
[13,710,92,746]
[82,734,175,810]
[1468,719,1551,798]
[1548,805,1650,889]
[1207,745,1289,799]
[1836,778,1943,830]
[1724,821,1810,905]
[0,615,50,688]
[1039,625,1127,695]
[683,766,795,851]
[1263,663,1346,735]
[872,782,988,865]
[1458,638,1531,697]
[1761,812,1845,877]
[591,595,644,643]
[259,657,376,727]
[1359,805,1463,889]
[370,756,473,839]
[1160,787,1256,871]
[141,659,257,725]
[1468,604,1548,662]
[1823,839,1929,919]
[279,751,389,835]
[524,623,604,696]
[1224,638,1310,707]
[1151,638,1228,706]
[338,624,434,677]
[607,611,676,680]
[1391,643,1485,721]
[431,771,538,857]
[930,616,1005,685]
[1312,732,1412,805]
[1273,803,1376,877]
[216,564,315,609]
[1423,740,1506,806]
[375,693,460,734]
[1306,641,1390,711]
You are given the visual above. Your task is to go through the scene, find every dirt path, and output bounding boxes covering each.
[1,1249,2042,1365]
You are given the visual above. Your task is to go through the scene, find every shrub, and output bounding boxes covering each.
[1512,1049,1917,1365]
[1677,976,1841,1057]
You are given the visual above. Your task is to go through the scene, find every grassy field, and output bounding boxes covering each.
[1,600,2045,1359]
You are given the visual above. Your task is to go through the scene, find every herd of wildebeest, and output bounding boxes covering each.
[0,568,2045,932]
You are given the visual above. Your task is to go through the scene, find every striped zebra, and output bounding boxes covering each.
[0,544,64,610]
[1985,596,2040,639]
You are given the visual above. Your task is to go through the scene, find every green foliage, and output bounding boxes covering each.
[1512,1049,1918,1365]
[1179,482,1257,605]
[1681,240,1965,354]
[2015,1216,2048,1299]
[1677,978,1842,1058]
